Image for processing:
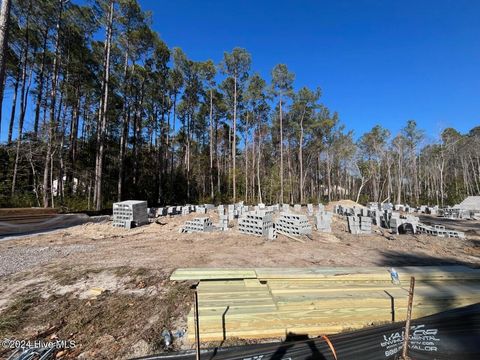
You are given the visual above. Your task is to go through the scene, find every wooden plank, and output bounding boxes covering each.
[198,280,246,288]
[187,328,286,341]
[198,300,277,311]
[199,292,273,301]
[198,288,271,296]
[170,268,256,281]
[172,266,480,281]
[244,279,266,288]
[268,283,411,294]
[268,281,480,292]
[255,266,480,281]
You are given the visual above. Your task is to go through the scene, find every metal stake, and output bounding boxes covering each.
[402,276,415,359]
[194,288,201,360]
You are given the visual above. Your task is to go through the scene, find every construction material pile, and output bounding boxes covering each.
[417,224,465,238]
[347,215,372,234]
[238,211,274,238]
[276,213,312,236]
[171,266,480,342]
[314,211,332,232]
[112,200,148,229]
[180,217,213,233]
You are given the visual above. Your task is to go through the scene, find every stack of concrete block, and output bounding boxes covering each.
[382,203,394,211]
[156,207,167,217]
[314,211,332,232]
[390,213,419,234]
[258,203,266,209]
[267,204,280,212]
[391,216,404,234]
[360,216,372,233]
[381,210,392,228]
[238,211,274,237]
[196,206,207,214]
[181,217,213,233]
[307,204,314,215]
[441,207,472,220]
[347,216,361,234]
[218,205,225,216]
[417,224,465,238]
[318,204,325,212]
[227,204,235,221]
[112,200,148,229]
[347,215,371,234]
[276,212,312,236]
[167,206,176,216]
[218,214,229,231]
[293,204,302,213]
[266,227,277,240]
[282,204,290,212]
[367,202,380,210]
[181,206,190,216]
[176,206,182,213]
[370,209,381,226]
[338,206,357,217]
[204,204,215,210]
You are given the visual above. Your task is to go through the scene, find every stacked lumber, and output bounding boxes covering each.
[170,266,480,342]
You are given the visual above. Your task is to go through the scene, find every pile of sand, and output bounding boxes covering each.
[325,199,365,211]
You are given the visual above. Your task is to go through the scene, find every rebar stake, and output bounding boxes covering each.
[402,276,415,359]
[194,287,201,360]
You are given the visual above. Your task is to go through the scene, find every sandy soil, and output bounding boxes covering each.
[0,210,478,359]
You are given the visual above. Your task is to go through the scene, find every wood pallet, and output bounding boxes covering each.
[170,266,480,341]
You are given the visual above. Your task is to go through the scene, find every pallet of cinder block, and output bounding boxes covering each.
[314,211,332,232]
[181,217,213,233]
[112,200,148,229]
[276,212,312,236]
[347,215,371,234]
[417,223,465,238]
[238,211,273,237]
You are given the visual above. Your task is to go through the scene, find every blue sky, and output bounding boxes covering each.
[2,0,479,143]
[140,0,479,142]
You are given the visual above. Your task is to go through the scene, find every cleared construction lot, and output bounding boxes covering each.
[0,205,479,359]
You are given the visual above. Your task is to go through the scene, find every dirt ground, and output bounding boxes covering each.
[0,206,479,359]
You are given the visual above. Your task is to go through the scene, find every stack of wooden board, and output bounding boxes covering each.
[170,266,480,342]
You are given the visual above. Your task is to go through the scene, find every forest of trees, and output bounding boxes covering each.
[0,0,479,211]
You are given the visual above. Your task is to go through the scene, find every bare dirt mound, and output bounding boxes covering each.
[326,199,364,211]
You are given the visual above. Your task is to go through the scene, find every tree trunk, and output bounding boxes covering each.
[94,0,114,211]
[299,109,305,203]
[33,28,48,137]
[244,112,248,203]
[0,0,12,133]
[7,70,20,145]
[68,95,80,194]
[279,98,284,203]
[232,75,237,201]
[256,115,263,203]
[43,0,63,208]
[209,88,214,200]
[12,13,32,195]
[118,46,129,201]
